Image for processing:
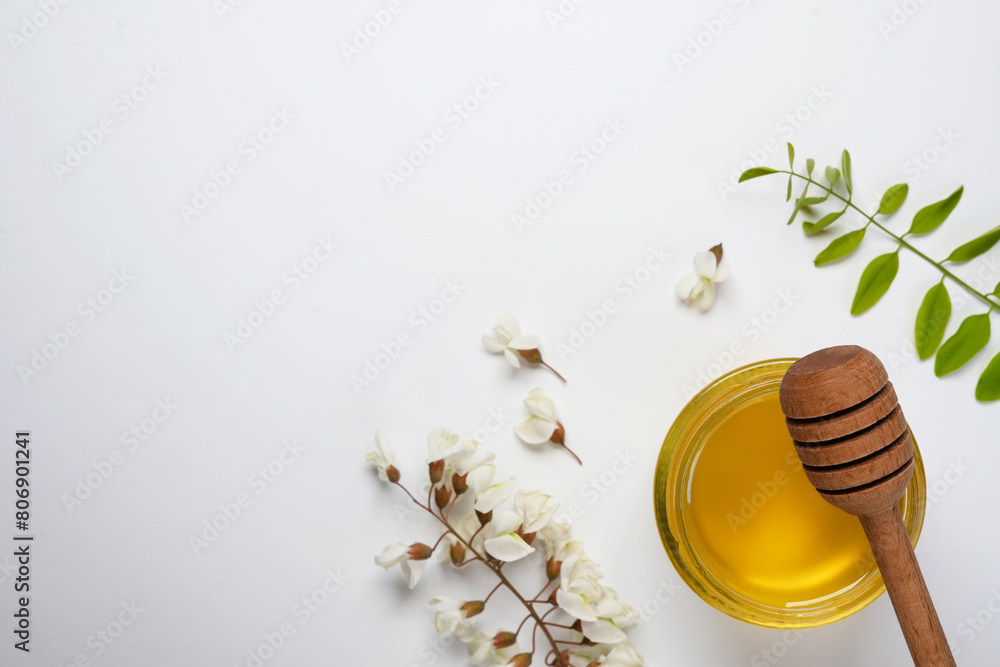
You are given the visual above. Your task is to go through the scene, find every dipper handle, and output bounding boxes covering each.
[860,508,955,666]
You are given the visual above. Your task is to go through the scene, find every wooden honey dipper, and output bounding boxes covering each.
[779,345,955,667]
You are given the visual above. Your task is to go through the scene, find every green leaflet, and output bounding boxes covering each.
[945,224,1000,263]
[787,143,795,169]
[739,167,778,182]
[934,313,991,376]
[878,184,909,216]
[851,252,899,315]
[841,150,852,195]
[915,283,951,360]
[825,166,840,187]
[803,209,844,235]
[815,229,866,266]
[806,158,815,176]
[976,350,1000,401]
[908,186,963,235]
[799,196,827,207]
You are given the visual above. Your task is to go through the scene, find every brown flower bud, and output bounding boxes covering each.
[546,557,561,581]
[517,348,542,364]
[709,242,723,265]
[493,631,517,649]
[508,654,533,667]
[449,541,467,566]
[407,542,432,560]
[461,600,485,618]
[585,661,601,667]
[452,471,469,495]
[571,619,582,632]
[548,588,559,605]
[386,465,401,484]
[549,422,565,445]
[518,527,536,546]
[554,651,572,667]
[428,460,445,484]
[476,509,493,526]
[434,485,452,509]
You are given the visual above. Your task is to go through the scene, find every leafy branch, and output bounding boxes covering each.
[741,144,1000,402]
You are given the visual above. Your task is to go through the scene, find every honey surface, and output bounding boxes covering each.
[683,392,874,608]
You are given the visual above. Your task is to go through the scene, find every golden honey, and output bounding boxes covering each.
[654,358,926,628]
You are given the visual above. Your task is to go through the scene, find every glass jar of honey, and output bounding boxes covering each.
[654,358,926,628]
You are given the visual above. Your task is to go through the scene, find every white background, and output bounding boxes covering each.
[1,0,999,665]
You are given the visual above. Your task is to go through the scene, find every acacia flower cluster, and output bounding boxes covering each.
[368,429,644,667]
[483,313,567,383]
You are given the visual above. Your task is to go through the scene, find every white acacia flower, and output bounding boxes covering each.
[473,475,516,513]
[602,645,645,667]
[515,490,558,534]
[427,428,476,465]
[482,313,541,368]
[365,429,397,482]
[538,522,583,562]
[556,555,606,621]
[677,244,729,311]
[514,387,561,445]
[483,510,535,562]
[374,543,427,589]
[581,589,639,645]
[428,596,478,642]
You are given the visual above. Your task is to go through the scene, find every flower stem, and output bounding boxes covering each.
[484,580,503,604]
[560,443,582,466]
[392,481,562,658]
[541,361,567,383]
[778,170,999,312]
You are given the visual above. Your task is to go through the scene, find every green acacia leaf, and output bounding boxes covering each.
[993,281,1000,297]
[908,186,963,236]
[878,184,909,216]
[851,252,899,315]
[826,166,840,187]
[806,158,815,176]
[739,167,779,182]
[787,143,795,169]
[976,350,1000,401]
[815,229,866,266]
[786,175,792,202]
[803,209,844,235]
[934,313,991,376]
[841,150,852,195]
[915,283,951,360]
[799,196,827,207]
[945,224,1000,263]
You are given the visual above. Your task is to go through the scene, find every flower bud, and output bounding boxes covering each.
[452,471,469,495]
[518,527,536,546]
[386,464,401,484]
[546,557,561,581]
[476,509,493,526]
[509,653,532,667]
[434,485,452,509]
[571,619,582,632]
[428,460,445,484]
[461,600,485,618]
[548,588,559,605]
[585,661,601,667]
[407,542,433,560]
[549,422,565,445]
[517,348,542,364]
[554,651,572,667]
[493,631,517,649]
[709,242,723,264]
[450,541,467,566]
